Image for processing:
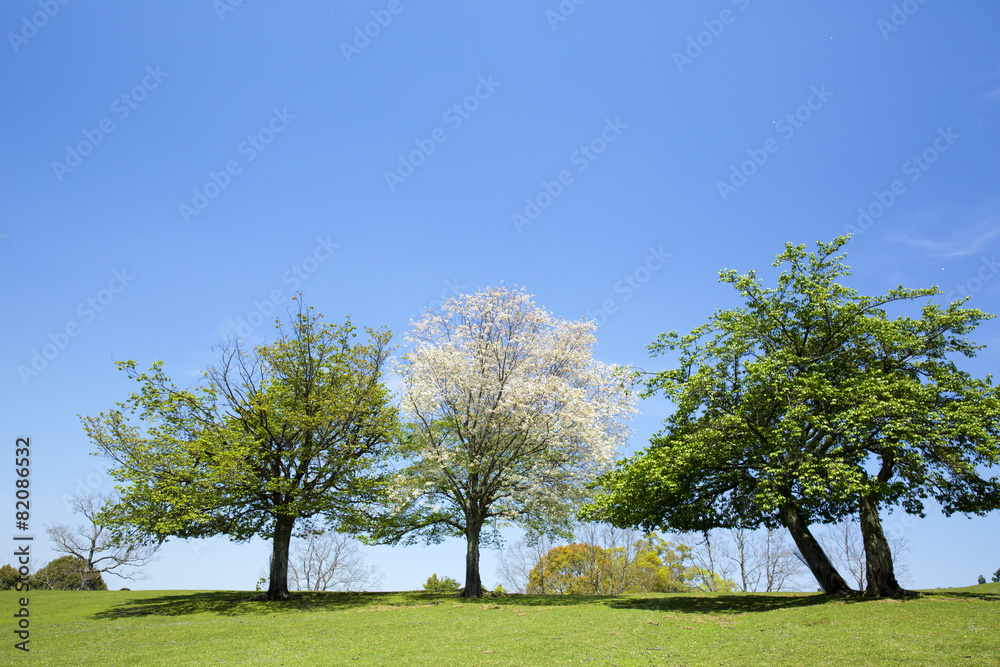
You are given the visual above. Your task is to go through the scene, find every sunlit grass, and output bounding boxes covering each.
[5,584,998,665]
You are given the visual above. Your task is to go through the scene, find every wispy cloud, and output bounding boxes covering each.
[898,225,1000,258]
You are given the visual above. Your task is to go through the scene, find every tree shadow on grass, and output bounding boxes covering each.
[91,591,431,620]
[91,589,945,620]
[919,590,1000,603]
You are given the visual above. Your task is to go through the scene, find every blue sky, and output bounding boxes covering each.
[2,0,999,592]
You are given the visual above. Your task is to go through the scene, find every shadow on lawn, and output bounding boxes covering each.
[90,589,942,621]
[91,591,421,620]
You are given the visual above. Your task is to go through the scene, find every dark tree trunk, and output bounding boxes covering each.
[858,451,912,597]
[859,494,911,597]
[778,503,855,596]
[462,517,484,598]
[267,513,295,600]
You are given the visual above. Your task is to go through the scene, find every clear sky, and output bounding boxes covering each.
[2,1,999,592]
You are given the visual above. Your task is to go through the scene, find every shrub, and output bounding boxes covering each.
[0,564,20,590]
[423,573,460,593]
[30,556,106,591]
[977,575,986,585]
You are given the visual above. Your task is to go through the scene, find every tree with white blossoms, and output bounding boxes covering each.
[373,285,637,597]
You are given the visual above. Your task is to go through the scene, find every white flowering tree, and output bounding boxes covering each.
[377,285,636,597]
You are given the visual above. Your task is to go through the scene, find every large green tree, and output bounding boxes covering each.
[82,300,400,599]
[583,237,1000,596]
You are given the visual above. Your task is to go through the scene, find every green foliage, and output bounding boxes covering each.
[685,567,739,594]
[81,299,401,598]
[422,573,460,593]
[492,584,508,596]
[526,534,706,595]
[978,575,987,585]
[993,568,1000,584]
[31,556,107,591]
[584,236,1000,569]
[0,564,20,590]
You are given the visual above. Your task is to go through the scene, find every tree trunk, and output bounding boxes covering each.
[778,503,855,596]
[462,518,484,598]
[859,494,911,596]
[267,513,295,600]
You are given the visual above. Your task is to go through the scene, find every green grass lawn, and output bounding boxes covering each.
[2,584,998,666]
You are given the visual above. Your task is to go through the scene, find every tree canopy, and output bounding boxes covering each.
[82,299,401,599]
[374,285,636,597]
[583,236,1000,596]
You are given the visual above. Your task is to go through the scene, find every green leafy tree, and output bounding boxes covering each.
[81,299,400,600]
[978,574,987,585]
[31,556,106,591]
[526,532,701,595]
[0,564,20,590]
[422,573,461,593]
[527,544,593,594]
[583,237,1000,597]
[992,568,1000,584]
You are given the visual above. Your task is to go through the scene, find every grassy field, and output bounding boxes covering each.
[2,584,998,666]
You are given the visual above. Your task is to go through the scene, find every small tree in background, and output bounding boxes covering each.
[288,532,383,592]
[423,573,460,593]
[978,575,987,585]
[496,533,556,594]
[46,492,159,583]
[31,556,106,591]
[525,529,700,595]
[0,564,20,590]
[992,568,1000,583]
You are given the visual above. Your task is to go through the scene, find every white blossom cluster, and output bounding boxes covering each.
[391,285,637,532]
